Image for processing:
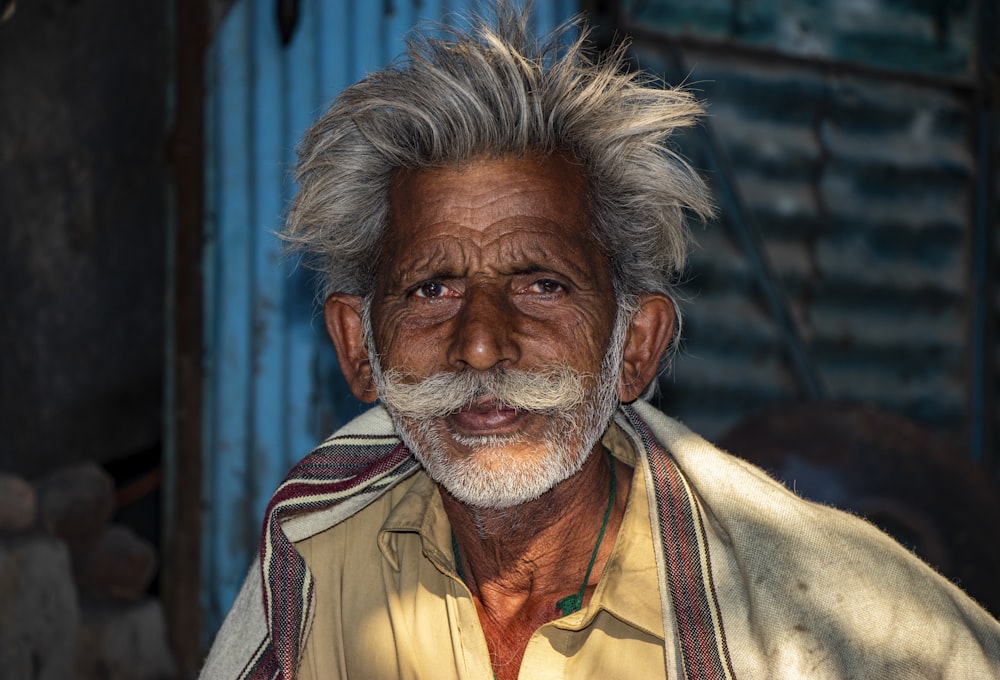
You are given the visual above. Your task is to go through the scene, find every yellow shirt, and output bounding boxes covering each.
[295,426,668,679]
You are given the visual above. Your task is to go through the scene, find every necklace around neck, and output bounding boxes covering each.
[451,447,618,617]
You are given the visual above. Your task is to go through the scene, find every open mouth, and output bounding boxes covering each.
[446,398,523,436]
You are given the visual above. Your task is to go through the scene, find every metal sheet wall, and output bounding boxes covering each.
[611,0,994,458]
[201,0,579,640]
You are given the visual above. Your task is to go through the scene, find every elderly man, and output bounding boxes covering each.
[201,6,1000,680]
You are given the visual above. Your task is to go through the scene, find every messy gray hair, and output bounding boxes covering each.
[283,4,712,321]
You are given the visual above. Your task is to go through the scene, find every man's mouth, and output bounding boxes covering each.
[446,398,523,435]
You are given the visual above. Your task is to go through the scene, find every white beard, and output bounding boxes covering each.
[365,305,631,509]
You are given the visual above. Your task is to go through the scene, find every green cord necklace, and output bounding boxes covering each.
[451,448,617,617]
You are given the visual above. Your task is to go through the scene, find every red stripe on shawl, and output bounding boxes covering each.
[258,442,413,680]
[623,405,735,680]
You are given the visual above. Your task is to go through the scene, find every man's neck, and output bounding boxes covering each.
[442,444,633,680]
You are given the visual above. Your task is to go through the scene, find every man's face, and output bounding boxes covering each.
[365,154,623,508]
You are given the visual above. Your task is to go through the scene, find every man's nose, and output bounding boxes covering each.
[447,286,520,371]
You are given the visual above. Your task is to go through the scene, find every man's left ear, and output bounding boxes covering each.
[618,294,676,403]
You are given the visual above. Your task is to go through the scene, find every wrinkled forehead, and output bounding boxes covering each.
[379,153,609,278]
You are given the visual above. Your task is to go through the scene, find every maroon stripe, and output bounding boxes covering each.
[259,444,412,600]
[623,406,735,680]
[670,473,716,677]
[668,460,716,678]
[664,458,713,677]
[649,441,707,676]
[254,442,417,679]
[278,536,297,679]
[240,637,278,680]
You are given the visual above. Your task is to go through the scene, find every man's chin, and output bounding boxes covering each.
[434,470,564,510]
[389,407,610,509]
[411,442,592,510]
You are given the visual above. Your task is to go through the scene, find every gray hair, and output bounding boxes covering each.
[283,5,713,353]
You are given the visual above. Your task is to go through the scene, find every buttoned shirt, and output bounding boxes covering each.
[294,425,668,679]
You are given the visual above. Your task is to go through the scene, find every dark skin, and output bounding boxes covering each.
[324,154,676,680]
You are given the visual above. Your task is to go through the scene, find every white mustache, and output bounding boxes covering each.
[375,365,592,420]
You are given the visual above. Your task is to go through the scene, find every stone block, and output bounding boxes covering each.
[0,533,79,680]
[36,462,115,552]
[0,473,37,531]
[74,597,177,680]
[75,524,158,602]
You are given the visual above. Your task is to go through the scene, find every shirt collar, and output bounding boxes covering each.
[376,419,664,640]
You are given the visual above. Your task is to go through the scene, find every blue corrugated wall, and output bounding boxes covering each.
[201,0,579,641]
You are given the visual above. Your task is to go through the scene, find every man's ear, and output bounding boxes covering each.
[324,294,379,403]
[618,294,676,403]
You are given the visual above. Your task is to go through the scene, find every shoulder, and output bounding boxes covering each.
[293,468,432,559]
[274,406,420,544]
[622,401,1000,678]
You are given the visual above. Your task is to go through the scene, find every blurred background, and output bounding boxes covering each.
[0,0,997,677]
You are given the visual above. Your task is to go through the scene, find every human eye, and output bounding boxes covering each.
[526,278,566,295]
[411,280,453,299]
